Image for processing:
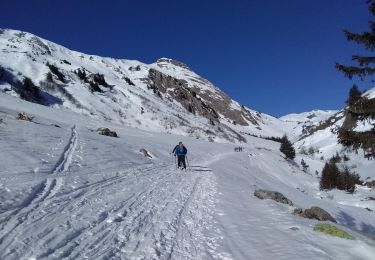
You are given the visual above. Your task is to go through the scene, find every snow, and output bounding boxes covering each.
[280,110,339,141]
[280,110,338,123]
[1,93,375,260]
[0,28,286,143]
[353,118,375,132]
[363,87,375,99]
[1,28,375,259]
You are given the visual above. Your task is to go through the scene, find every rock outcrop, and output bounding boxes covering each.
[147,67,261,127]
[96,127,118,137]
[365,180,375,189]
[293,207,336,223]
[139,148,152,158]
[254,189,293,205]
[148,68,220,122]
[17,112,33,121]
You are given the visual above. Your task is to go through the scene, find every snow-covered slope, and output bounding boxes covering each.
[364,87,375,100]
[280,87,375,180]
[280,110,339,141]
[1,93,375,260]
[0,29,285,143]
[1,28,375,259]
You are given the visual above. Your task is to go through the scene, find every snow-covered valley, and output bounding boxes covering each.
[1,93,375,260]
[1,28,375,259]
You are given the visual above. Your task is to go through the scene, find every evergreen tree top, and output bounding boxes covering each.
[336,0,375,80]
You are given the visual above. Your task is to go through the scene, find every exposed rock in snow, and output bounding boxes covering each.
[139,148,152,158]
[293,207,336,223]
[365,180,375,189]
[17,111,33,121]
[96,127,118,137]
[254,189,294,205]
[156,58,191,70]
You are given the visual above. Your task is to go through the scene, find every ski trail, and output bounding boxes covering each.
[167,176,205,259]
[52,125,78,174]
[0,126,78,253]
[0,178,57,246]
[0,164,172,259]
[0,123,222,260]
[0,161,218,260]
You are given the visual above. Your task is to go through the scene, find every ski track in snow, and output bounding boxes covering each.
[52,126,78,174]
[0,126,218,260]
[0,165,216,259]
[0,125,80,256]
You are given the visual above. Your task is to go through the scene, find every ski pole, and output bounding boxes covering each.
[186,155,191,172]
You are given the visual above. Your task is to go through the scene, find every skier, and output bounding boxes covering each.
[172,142,188,169]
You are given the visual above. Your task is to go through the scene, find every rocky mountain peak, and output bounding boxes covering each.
[156,58,191,70]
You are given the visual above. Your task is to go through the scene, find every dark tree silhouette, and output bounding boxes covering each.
[336,1,375,159]
[335,0,375,80]
[280,135,295,160]
[320,162,339,190]
[301,159,309,172]
[346,85,362,106]
[320,162,361,193]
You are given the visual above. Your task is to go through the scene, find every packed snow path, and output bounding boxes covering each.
[0,155,217,259]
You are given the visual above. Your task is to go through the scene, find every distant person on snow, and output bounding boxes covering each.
[172,142,188,169]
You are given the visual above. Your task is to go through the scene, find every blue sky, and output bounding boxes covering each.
[1,0,372,117]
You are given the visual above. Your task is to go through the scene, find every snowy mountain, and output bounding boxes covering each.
[0,29,284,143]
[280,88,375,180]
[1,29,375,259]
[280,109,339,141]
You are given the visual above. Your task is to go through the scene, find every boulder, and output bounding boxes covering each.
[17,112,33,121]
[293,208,304,215]
[139,148,152,158]
[293,207,336,223]
[254,189,293,206]
[365,180,375,189]
[96,127,118,137]
[289,226,299,231]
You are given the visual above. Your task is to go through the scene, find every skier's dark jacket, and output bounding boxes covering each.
[172,145,187,156]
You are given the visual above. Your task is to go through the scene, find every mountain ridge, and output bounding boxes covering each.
[1,27,374,156]
[0,28,286,143]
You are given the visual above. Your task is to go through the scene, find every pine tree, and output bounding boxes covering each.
[320,162,339,190]
[335,0,375,80]
[337,166,361,193]
[320,162,361,192]
[336,0,375,159]
[280,135,295,160]
[346,84,362,107]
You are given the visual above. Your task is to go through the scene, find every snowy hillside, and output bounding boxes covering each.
[280,110,339,141]
[0,29,284,143]
[279,87,375,181]
[364,87,375,100]
[1,28,375,259]
[1,93,375,259]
